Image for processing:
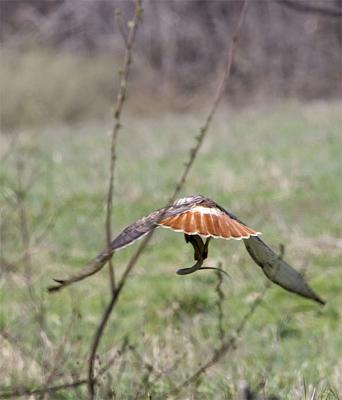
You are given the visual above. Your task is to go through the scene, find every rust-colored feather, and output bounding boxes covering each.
[211,214,222,237]
[177,213,188,229]
[245,225,258,235]
[204,213,215,236]
[197,212,208,236]
[162,214,184,230]
[185,211,195,232]
[231,219,247,238]
[159,205,258,240]
[218,215,232,238]
[203,214,213,236]
[192,212,200,233]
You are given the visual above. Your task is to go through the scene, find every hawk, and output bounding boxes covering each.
[107,195,325,305]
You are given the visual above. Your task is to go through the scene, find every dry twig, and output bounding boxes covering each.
[104,0,141,292]
[166,283,270,398]
[0,380,88,400]
[215,266,225,344]
[88,1,143,397]
[14,157,50,332]
[104,2,144,293]
[0,337,129,399]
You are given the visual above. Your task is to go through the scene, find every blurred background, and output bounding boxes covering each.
[1,0,342,129]
[1,1,341,399]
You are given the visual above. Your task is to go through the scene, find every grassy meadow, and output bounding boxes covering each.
[0,102,341,399]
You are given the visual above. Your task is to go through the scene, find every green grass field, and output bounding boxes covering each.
[0,102,341,399]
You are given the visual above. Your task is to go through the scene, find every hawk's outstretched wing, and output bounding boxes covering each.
[244,236,325,305]
[108,195,325,305]
[109,195,259,251]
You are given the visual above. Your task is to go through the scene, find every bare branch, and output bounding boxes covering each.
[104,2,144,293]
[170,0,248,199]
[97,337,129,377]
[0,337,129,399]
[114,8,129,46]
[104,5,140,292]
[166,283,270,397]
[215,266,225,344]
[38,317,75,398]
[88,0,143,397]
[15,158,31,274]
[14,157,48,328]
[0,330,50,372]
[0,379,88,399]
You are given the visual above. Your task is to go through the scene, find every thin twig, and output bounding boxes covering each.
[128,342,176,388]
[39,317,75,399]
[32,202,67,247]
[0,337,128,399]
[166,283,270,398]
[0,380,88,399]
[47,253,109,292]
[215,266,225,344]
[164,242,284,397]
[115,8,128,46]
[0,330,50,372]
[171,0,248,199]
[15,158,32,282]
[88,1,143,397]
[15,157,48,333]
[129,344,154,398]
[105,2,141,293]
[87,289,120,398]
[97,337,129,377]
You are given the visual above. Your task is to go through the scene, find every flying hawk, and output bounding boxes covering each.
[106,195,325,305]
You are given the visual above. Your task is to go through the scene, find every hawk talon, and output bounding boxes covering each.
[176,234,210,274]
[184,234,211,261]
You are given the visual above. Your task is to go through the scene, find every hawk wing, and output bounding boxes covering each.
[158,199,259,239]
[109,195,259,252]
[109,195,203,251]
[244,236,325,305]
